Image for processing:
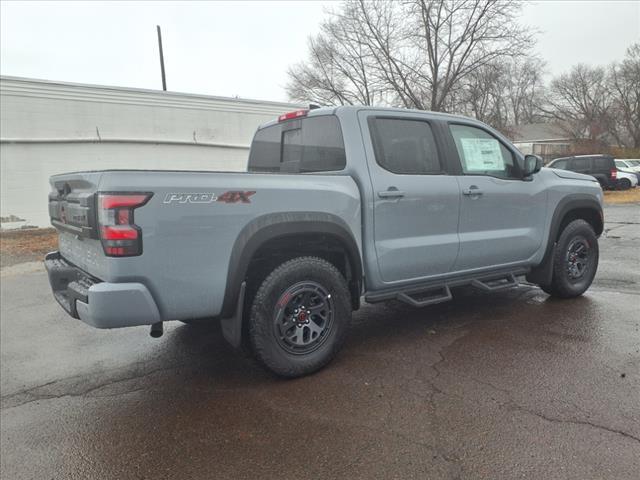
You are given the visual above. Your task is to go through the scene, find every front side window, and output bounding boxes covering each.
[449,124,518,179]
[369,118,441,174]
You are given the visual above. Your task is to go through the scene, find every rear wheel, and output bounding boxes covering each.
[248,256,351,378]
[540,219,599,298]
[617,178,632,190]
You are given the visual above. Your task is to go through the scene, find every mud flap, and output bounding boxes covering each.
[526,242,556,286]
[220,281,246,349]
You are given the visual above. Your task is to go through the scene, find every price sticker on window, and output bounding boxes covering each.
[460,138,504,171]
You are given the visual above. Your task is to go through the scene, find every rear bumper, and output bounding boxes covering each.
[44,251,161,329]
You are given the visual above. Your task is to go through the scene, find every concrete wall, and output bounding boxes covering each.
[0,76,300,228]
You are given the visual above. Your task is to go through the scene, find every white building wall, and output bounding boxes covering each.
[0,76,301,228]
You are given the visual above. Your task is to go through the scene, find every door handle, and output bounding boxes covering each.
[378,188,405,199]
[462,186,483,196]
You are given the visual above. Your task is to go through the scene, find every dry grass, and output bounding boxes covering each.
[603,188,640,204]
[0,228,58,268]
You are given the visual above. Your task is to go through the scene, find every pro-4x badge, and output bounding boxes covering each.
[163,191,255,204]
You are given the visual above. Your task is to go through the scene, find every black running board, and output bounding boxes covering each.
[397,286,452,308]
[470,273,518,292]
[365,268,527,307]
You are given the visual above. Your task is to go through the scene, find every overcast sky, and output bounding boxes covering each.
[1,0,639,103]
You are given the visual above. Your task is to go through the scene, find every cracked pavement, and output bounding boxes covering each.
[1,203,639,479]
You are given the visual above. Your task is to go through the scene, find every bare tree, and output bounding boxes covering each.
[453,56,546,132]
[409,0,535,111]
[503,57,547,125]
[287,1,395,106]
[609,43,640,148]
[287,0,535,112]
[545,64,613,141]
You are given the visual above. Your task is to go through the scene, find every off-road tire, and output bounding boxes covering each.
[540,219,598,298]
[248,256,351,378]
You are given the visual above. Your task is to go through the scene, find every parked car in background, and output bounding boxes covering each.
[615,159,640,173]
[615,159,640,184]
[548,155,617,190]
[615,169,638,190]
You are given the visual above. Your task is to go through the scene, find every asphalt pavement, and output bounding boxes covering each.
[1,204,639,479]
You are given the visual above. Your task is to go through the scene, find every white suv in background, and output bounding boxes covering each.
[615,159,640,189]
[615,159,640,173]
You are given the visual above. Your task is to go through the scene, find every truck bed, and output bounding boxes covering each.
[49,169,362,321]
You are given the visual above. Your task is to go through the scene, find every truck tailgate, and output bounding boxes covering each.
[49,172,109,278]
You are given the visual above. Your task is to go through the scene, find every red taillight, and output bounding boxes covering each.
[611,169,617,180]
[100,194,150,209]
[278,109,308,122]
[100,225,139,240]
[97,193,151,257]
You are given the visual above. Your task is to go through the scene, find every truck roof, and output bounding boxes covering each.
[257,105,481,130]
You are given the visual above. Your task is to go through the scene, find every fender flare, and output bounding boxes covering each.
[526,194,603,285]
[220,212,363,320]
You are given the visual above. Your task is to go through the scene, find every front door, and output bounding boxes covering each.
[447,123,547,272]
[361,112,460,284]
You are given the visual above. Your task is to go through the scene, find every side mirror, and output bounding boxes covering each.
[523,154,543,177]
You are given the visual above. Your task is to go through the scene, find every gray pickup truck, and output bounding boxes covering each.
[46,106,603,377]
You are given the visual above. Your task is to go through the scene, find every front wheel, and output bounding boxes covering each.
[248,256,352,378]
[540,219,599,298]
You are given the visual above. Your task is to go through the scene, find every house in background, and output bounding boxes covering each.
[509,123,574,164]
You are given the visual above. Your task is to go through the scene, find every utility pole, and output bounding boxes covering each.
[156,25,167,91]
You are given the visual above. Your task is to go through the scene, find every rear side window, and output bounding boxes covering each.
[369,118,441,174]
[248,116,346,173]
[570,158,593,172]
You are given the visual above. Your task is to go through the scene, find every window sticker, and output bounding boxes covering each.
[460,138,504,171]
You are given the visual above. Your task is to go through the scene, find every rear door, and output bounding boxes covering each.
[359,111,460,284]
[446,123,547,272]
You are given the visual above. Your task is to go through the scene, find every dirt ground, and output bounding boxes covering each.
[0,228,58,268]
[604,187,640,204]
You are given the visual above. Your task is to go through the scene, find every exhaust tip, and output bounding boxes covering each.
[150,322,163,338]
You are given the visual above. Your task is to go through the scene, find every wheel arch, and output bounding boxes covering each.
[527,194,603,285]
[220,212,363,319]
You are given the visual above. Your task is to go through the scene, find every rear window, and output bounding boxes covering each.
[248,116,346,173]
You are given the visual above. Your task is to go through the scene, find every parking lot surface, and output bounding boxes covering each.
[1,204,639,479]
